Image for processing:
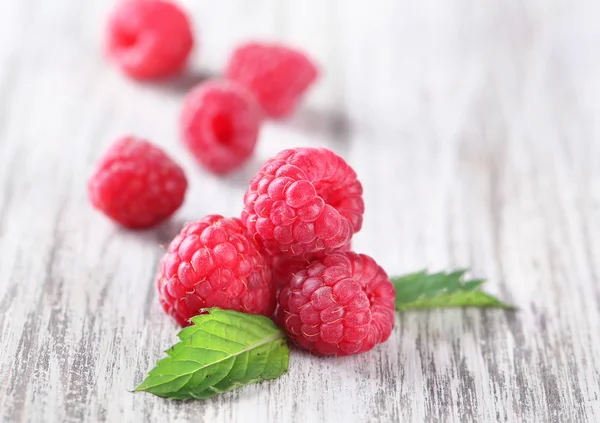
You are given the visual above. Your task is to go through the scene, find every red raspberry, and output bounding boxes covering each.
[276,252,396,356]
[225,42,318,118]
[106,0,194,80]
[242,148,364,258]
[88,137,187,229]
[156,215,275,326]
[271,242,351,286]
[181,80,262,174]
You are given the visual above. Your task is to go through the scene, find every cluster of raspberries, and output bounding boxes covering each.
[89,0,396,357]
[105,0,317,175]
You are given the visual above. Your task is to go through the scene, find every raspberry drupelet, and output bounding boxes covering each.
[105,0,194,80]
[156,215,276,326]
[225,42,318,118]
[242,147,364,258]
[276,252,396,356]
[88,137,187,229]
[181,80,263,174]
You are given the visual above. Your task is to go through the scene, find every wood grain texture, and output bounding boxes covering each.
[1,0,600,421]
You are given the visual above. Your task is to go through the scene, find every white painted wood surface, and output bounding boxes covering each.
[1,0,600,421]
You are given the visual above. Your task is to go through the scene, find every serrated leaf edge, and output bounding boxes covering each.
[391,269,516,310]
[135,330,286,393]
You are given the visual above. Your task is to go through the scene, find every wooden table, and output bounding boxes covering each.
[1,0,599,421]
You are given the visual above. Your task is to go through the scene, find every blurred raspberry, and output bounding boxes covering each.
[88,137,187,229]
[181,80,262,174]
[225,42,318,118]
[156,215,276,326]
[276,252,396,356]
[242,147,364,257]
[106,0,193,80]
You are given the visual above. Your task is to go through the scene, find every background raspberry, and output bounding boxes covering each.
[156,215,276,326]
[105,0,194,80]
[181,80,263,174]
[225,42,318,118]
[88,137,187,229]
[242,147,364,258]
[276,252,396,356]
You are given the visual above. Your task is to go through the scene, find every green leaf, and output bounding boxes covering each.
[135,308,289,400]
[392,270,516,311]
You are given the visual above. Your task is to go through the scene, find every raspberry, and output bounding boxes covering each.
[225,42,318,118]
[106,0,193,80]
[271,242,351,286]
[181,80,262,174]
[242,148,364,257]
[156,215,275,326]
[88,137,187,229]
[276,252,396,356]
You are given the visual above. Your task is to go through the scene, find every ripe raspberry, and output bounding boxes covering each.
[225,42,318,118]
[181,80,262,174]
[242,148,364,258]
[276,252,396,356]
[156,215,275,326]
[270,242,351,286]
[106,0,193,80]
[88,137,187,229]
